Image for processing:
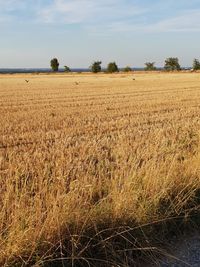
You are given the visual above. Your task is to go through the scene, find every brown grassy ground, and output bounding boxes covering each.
[1,72,200,266]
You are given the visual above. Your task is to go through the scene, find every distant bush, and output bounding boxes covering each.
[90,61,102,73]
[64,66,71,72]
[50,58,59,72]
[123,66,132,72]
[193,59,200,71]
[164,57,181,71]
[107,62,119,73]
[144,62,156,71]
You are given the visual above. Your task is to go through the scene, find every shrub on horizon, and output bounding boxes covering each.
[144,62,156,71]
[90,61,102,73]
[123,66,132,72]
[107,62,119,73]
[193,59,200,71]
[50,58,59,72]
[164,57,181,71]
[64,66,71,72]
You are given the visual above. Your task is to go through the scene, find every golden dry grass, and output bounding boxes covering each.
[1,72,200,266]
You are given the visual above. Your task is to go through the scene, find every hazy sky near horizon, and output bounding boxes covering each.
[1,0,200,68]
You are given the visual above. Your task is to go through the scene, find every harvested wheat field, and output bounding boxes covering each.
[1,72,200,266]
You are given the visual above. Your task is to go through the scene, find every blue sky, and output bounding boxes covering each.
[0,0,200,68]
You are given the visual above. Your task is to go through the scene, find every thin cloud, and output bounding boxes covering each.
[1,0,200,34]
[37,0,147,24]
[0,0,43,23]
[149,9,200,32]
[0,0,32,22]
[0,14,13,22]
[89,8,200,34]
[0,0,27,11]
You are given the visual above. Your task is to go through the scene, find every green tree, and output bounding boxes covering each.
[64,66,71,72]
[145,62,156,71]
[50,58,59,72]
[123,66,132,72]
[164,57,181,71]
[107,62,119,73]
[193,59,200,70]
[90,61,102,73]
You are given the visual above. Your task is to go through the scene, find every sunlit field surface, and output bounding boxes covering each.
[1,72,200,266]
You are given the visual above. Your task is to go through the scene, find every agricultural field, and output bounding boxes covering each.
[1,72,200,266]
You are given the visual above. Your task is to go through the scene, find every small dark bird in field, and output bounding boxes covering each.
[75,82,79,85]
[25,80,29,83]
[133,78,135,80]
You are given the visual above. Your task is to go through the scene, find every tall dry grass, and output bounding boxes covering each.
[1,73,200,266]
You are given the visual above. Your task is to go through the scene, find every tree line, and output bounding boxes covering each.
[50,57,200,73]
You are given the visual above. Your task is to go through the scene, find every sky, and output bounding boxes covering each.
[0,0,200,68]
